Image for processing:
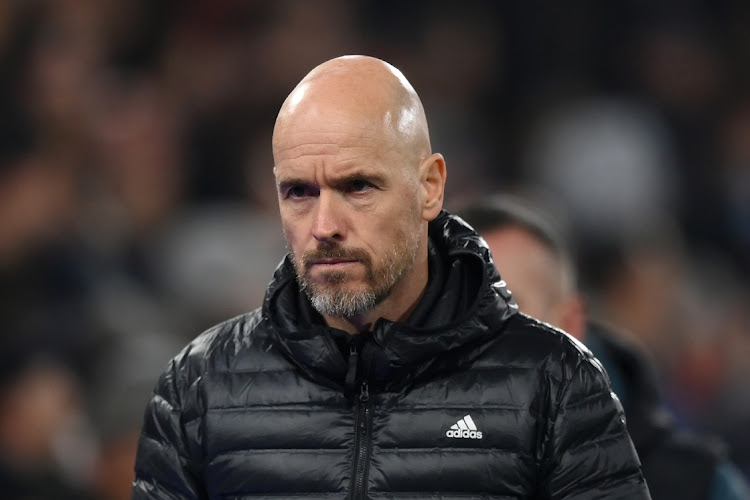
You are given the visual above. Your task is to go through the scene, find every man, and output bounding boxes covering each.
[132,56,650,498]
[457,194,750,500]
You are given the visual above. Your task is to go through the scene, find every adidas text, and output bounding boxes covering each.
[446,414,483,439]
[446,429,483,439]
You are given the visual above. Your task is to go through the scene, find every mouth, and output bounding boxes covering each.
[308,258,359,268]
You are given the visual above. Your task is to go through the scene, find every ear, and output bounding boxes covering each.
[557,294,588,340]
[419,153,447,221]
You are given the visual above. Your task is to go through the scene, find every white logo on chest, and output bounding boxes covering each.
[446,414,483,439]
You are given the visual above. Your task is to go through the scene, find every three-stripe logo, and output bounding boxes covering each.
[446,414,483,439]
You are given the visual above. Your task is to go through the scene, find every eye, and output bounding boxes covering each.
[348,179,374,193]
[288,185,309,198]
[281,182,317,199]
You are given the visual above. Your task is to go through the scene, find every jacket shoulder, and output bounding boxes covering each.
[471,312,617,419]
[170,307,281,379]
[475,314,648,497]
[488,312,599,375]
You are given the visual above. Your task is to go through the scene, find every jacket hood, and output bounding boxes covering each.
[262,211,517,392]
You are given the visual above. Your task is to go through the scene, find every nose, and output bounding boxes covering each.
[312,191,344,242]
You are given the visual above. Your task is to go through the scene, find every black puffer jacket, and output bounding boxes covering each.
[132,212,650,499]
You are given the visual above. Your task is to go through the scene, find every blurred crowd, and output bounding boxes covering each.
[1,0,749,498]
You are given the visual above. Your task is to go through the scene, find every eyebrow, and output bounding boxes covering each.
[331,172,388,188]
[276,177,309,191]
[276,172,388,191]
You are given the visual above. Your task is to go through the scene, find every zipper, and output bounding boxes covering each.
[345,345,358,391]
[351,381,371,499]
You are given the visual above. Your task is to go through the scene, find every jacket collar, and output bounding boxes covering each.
[263,211,517,392]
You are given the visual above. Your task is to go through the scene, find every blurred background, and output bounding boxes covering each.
[1,0,749,498]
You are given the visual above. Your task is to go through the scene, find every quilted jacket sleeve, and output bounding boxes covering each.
[131,358,205,500]
[545,355,652,499]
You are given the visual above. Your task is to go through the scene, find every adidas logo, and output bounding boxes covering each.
[446,414,483,439]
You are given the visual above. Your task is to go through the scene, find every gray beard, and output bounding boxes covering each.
[298,235,418,319]
[307,282,379,318]
[289,206,423,320]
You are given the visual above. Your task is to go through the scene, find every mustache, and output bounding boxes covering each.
[302,243,371,269]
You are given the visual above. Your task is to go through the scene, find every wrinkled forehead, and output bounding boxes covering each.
[273,102,413,174]
[272,103,390,162]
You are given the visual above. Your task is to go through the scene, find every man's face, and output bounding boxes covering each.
[273,106,424,318]
[481,224,587,339]
[481,226,563,323]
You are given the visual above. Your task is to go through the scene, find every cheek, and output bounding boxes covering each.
[369,206,420,255]
[281,220,303,253]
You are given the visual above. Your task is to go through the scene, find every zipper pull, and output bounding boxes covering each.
[345,345,358,390]
[359,381,369,403]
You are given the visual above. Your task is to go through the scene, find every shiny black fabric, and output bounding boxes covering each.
[132,212,650,499]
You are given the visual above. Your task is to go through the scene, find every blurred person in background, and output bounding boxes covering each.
[0,79,99,380]
[132,55,649,498]
[86,331,185,500]
[575,218,690,376]
[716,93,750,279]
[522,95,680,246]
[0,327,96,500]
[578,213,750,484]
[705,93,750,477]
[457,193,750,499]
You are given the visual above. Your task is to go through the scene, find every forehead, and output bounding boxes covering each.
[274,128,383,162]
[273,134,395,176]
[275,98,385,144]
[274,113,406,177]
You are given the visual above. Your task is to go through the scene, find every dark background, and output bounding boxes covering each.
[1,1,749,498]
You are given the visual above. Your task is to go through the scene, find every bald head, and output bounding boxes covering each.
[271,56,447,332]
[273,55,432,168]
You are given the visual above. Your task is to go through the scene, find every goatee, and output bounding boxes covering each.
[293,231,419,318]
